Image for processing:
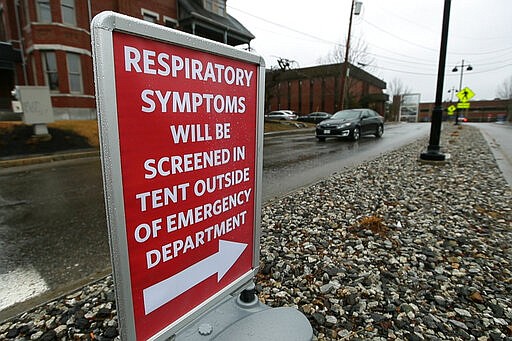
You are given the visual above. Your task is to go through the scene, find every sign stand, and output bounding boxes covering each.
[12,86,54,139]
[174,282,312,340]
[92,11,311,340]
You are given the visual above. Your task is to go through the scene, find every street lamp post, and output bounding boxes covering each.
[452,60,473,125]
[339,0,362,110]
[448,86,457,102]
[420,0,452,161]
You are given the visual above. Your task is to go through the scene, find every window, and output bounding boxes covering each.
[61,0,76,26]
[164,16,178,29]
[37,0,52,22]
[141,9,159,23]
[204,0,226,16]
[67,53,82,93]
[42,52,59,91]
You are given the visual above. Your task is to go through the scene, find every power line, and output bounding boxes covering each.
[362,19,439,52]
[229,6,342,47]
[230,4,512,74]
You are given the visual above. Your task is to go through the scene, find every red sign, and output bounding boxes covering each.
[112,31,258,340]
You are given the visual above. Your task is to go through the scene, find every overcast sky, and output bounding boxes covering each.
[228,0,512,103]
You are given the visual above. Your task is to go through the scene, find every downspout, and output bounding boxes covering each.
[87,0,92,23]
[13,0,28,84]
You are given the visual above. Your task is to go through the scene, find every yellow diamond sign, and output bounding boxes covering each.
[447,105,457,114]
[456,87,475,103]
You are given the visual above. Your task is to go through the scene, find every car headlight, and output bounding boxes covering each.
[337,122,352,129]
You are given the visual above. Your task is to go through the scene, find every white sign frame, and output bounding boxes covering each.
[91,11,265,341]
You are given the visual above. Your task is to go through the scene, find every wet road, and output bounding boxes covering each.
[263,123,430,201]
[0,122,429,319]
[0,158,110,319]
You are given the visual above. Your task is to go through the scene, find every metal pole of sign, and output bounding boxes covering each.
[420,0,451,161]
[454,60,465,125]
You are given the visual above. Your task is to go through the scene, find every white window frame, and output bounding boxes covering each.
[66,52,83,94]
[61,0,76,26]
[42,51,59,92]
[141,8,159,23]
[36,0,52,22]
[163,16,178,28]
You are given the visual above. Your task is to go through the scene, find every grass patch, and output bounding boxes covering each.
[351,216,388,237]
[48,120,100,148]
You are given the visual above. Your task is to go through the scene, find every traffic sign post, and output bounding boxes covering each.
[456,87,475,103]
[91,12,269,340]
[455,87,475,124]
[447,104,457,116]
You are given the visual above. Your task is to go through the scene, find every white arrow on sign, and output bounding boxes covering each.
[143,240,248,315]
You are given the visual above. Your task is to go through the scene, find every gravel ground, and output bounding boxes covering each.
[1,124,511,340]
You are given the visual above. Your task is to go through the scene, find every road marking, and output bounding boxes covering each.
[0,266,49,310]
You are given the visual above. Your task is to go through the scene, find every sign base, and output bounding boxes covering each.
[174,284,312,341]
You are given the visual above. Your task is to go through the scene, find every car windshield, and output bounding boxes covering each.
[332,110,361,120]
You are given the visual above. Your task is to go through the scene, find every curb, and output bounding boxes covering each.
[0,150,100,168]
[263,127,315,137]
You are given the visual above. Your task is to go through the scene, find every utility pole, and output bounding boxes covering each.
[339,0,362,110]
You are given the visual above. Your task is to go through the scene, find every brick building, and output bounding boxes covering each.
[0,0,253,119]
[419,99,511,122]
[265,63,388,116]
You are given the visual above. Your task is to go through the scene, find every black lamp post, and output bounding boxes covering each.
[420,0,452,161]
[452,60,473,125]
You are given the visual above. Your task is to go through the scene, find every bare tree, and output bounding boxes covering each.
[317,37,375,70]
[386,78,412,121]
[387,77,412,98]
[316,38,376,109]
[496,75,512,121]
[497,75,512,99]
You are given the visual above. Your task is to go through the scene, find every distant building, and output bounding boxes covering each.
[419,99,511,122]
[266,63,388,116]
[0,0,254,119]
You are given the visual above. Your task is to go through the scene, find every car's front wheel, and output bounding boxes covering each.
[352,127,360,141]
[317,137,326,142]
[375,124,384,138]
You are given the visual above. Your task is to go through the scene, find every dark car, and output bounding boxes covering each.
[298,111,332,123]
[315,108,384,141]
[264,110,299,121]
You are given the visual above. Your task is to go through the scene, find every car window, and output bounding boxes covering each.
[332,110,361,120]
